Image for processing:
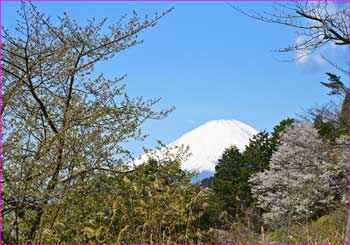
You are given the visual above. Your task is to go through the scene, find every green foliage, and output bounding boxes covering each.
[270,118,295,149]
[3,3,348,244]
[5,148,210,244]
[243,130,273,173]
[339,93,349,135]
[205,206,346,244]
[2,3,173,243]
[315,73,349,139]
[212,146,250,221]
[321,73,348,98]
[207,119,294,230]
[78,158,206,244]
[201,176,213,188]
[243,119,294,175]
[314,115,339,141]
[263,206,346,244]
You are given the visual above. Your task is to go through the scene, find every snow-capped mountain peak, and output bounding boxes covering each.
[135,119,258,172]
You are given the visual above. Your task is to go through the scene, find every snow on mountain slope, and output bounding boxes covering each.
[135,120,258,172]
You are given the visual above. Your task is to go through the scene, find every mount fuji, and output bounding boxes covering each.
[134,120,258,173]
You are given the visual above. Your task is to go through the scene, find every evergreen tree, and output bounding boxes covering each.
[270,118,295,150]
[240,121,293,230]
[320,73,348,98]
[243,119,294,174]
[208,119,295,229]
[201,177,213,188]
[316,73,349,138]
[313,114,339,141]
[243,131,273,173]
[339,93,349,135]
[211,146,250,220]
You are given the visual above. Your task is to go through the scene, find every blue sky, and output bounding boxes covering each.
[3,2,346,156]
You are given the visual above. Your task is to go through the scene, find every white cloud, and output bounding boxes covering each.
[294,2,342,67]
[295,36,326,66]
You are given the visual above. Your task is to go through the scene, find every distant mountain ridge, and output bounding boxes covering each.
[135,119,258,172]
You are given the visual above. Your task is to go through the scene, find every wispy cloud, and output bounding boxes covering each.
[294,2,341,68]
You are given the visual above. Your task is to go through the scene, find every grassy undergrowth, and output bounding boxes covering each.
[208,206,347,244]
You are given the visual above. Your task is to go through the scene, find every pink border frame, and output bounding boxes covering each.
[0,0,349,244]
